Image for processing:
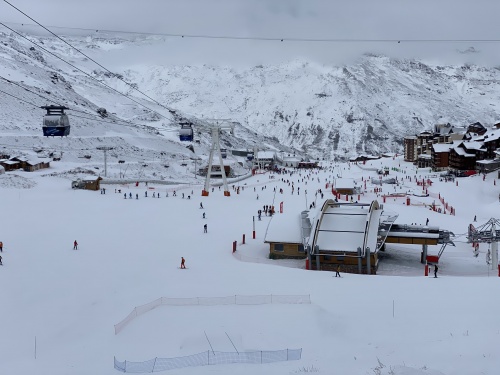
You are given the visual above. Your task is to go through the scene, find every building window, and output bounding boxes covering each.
[323,255,331,261]
[274,244,284,252]
[298,244,305,253]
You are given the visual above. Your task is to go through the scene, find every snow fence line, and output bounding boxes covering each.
[114,348,302,373]
[114,295,311,335]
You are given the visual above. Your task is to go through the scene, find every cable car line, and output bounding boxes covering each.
[0,22,170,122]
[2,0,175,115]
[3,20,500,44]
[0,75,163,129]
[0,88,166,133]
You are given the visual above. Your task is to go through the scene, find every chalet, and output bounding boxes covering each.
[0,157,50,172]
[448,143,477,171]
[333,178,358,195]
[71,177,102,191]
[264,213,307,259]
[23,159,50,172]
[466,122,487,136]
[0,160,19,171]
[481,129,500,159]
[476,159,500,174]
[416,153,432,169]
[431,143,452,170]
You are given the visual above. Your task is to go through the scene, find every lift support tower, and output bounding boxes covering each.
[202,121,235,197]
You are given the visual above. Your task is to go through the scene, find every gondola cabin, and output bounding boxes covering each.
[220,148,227,159]
[179,122,194,141]
[41,105,70,137]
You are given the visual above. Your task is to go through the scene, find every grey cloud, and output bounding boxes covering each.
[1,0,500,66]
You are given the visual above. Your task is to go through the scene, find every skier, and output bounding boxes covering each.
[136,194,139,199]
[335,264,341,277]
[204,224,208,233]
[73,240,78,250]
[129,192,132,199]
[473,215,477,222]
[434,264,438,278]
[153,192,156,198]
[202,212,206,219]
[0,254,2,265]
[426,218,429,226]
[0,241,3,252]
[145,191,148,197]
[200,202,204,209]
[180,257,186,269]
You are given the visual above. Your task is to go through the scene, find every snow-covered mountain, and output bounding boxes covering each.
[1,30,500,163]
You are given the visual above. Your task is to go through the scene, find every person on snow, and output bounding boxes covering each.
[0,241,3,252]
[202,212,206,219]
[0,254,2,265]
[136,194,139,199]
[200,202,204,209]
[426,218,429,226]
[434,264,438,278]
[335,264,341,277]
[204,224,208,233]
[145,191,148,197]
[73,240,78,250]
[180,257,186,269]
[153,192,156,198]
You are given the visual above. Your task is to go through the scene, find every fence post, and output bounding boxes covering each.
[152,357,157,373]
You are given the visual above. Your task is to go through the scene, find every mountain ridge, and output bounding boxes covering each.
[1,31,500,162]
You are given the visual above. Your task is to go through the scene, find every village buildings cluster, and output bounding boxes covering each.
[404,122,500,174]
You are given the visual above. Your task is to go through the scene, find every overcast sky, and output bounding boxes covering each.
[2,0,500,66]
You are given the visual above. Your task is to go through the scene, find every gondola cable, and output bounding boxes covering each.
[0,22,170,122]
[0,75,165,129]
[2,0,175,115]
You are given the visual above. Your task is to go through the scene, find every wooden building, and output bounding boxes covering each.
[23,159,50,172]
[333,178,357,195]
[0,160,20,171]
[72,177,102,191]
[431,143,452,170]
[264,214,307,260]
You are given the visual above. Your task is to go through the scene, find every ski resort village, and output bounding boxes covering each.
[1,2,500,375]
